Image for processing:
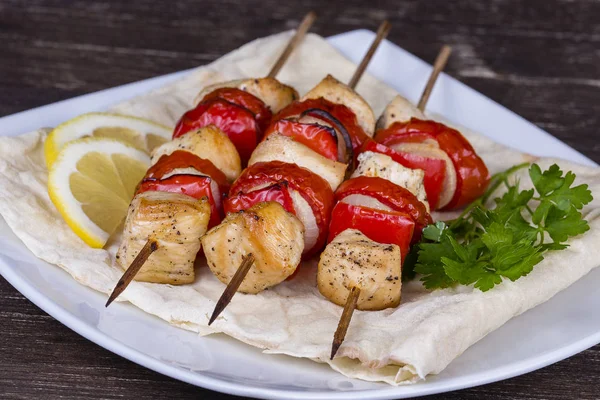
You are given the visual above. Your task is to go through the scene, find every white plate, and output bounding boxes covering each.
[1,30,599,399]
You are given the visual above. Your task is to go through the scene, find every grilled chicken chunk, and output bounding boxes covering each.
[249,133,347,190]
[195,77,299,113]
[117,191,211,284]
[317,229,402,311]
[151,126,241,182]
[376,94,425,130]
[302,74,376,136]
[201,202,304,294]
[351,151,429,210]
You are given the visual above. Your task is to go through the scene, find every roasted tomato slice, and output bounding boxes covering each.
[138,151,230,227]
[201,88,272,135]
[360,139,446,210]
[298,108,354,164]
[143,151,229,195]
[263,119,338,161]
[335,175,432,242]
[271,98,369,153]
[375,118,490,209]
[226,161,334,255]
[327,202,415,260]
[224,182,296,215]
[173,99,259,165]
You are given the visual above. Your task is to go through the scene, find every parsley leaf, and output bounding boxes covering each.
[406,163,593,292]
[544,207,589,242]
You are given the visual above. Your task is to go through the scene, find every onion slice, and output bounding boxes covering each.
[300,108,354,165]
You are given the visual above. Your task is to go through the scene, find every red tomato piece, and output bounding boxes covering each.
[227,161,334,255]
[201,88,272,135]
[270,98,369,153]
[138,151,230,228]
[327,202,415,260]
[144,151,229,195]
[263,119,338,161]
[335,175,432,242]
[173,99,259,165]
[375,118,490,209]
[360,139,446,210]
[224,182,296,215]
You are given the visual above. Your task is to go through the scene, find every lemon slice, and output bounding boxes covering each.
[44,113,171,168]
[48,137,151,248]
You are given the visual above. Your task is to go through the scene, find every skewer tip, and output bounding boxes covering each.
[105,295,116,308]
[266,11,317,78]
[207,308,219,326]
[305,10,317,23]
[105,239,158,308]
[208,253,255,326]
[330,342,341,361]
[329,286,361,360]
[378,19,391,36]
[347,19,392,89]
[417,44,453,112]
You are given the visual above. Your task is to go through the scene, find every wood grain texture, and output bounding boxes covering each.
[1,0,599,398]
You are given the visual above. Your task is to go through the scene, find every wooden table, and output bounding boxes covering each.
[1,1,599,398]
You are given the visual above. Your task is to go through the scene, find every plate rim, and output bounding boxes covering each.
[1,29,599,399]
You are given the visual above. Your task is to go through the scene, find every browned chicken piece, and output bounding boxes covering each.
[376,94,425,130]
[317,229,402,311]
[150,125,241,182]
[249,133,347,190]
[116,191,210,284]
[195,77,299,113]
[201,201,305,294]
[302,74,376,136]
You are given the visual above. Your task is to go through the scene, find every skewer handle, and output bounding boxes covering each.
[106,239,158,307]
[208,253,256,325]
[347,20,391,89]
[417,45,452,112]
[266,11,317,78]
[330,286,361,360]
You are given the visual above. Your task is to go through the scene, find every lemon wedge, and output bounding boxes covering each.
[48,137,151,248]
[44,113,171,168]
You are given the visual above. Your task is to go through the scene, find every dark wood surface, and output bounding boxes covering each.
[1,1,599,398]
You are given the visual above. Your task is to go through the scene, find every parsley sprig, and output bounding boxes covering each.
[404,163,593,291]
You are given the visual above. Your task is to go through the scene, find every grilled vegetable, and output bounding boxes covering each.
[138,151,229,228]
[375,118,489,209]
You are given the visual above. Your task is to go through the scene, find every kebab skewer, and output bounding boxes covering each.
[204,20,391,325]
[321,45,491,359]
[106,12,316,306]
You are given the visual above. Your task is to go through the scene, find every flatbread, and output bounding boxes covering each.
[1,32,599,385]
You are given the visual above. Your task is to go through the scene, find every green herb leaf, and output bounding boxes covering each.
[544,207,590,242]
[410,163,593,292]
